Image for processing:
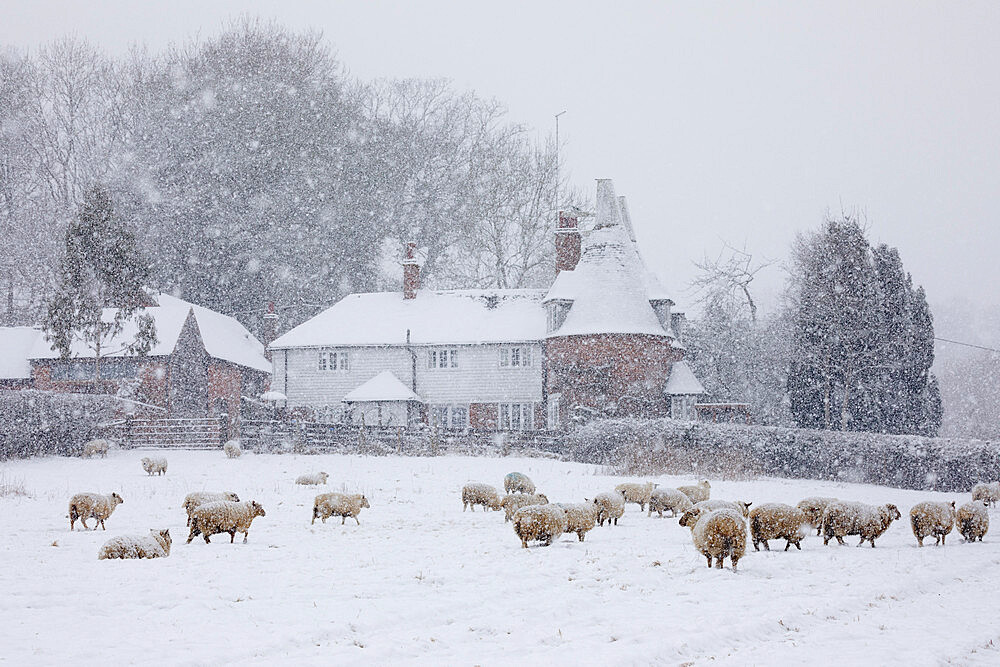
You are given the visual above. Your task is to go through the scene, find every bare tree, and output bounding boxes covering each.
[690,241,774,325]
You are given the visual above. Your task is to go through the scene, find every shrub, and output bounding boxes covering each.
[0,390,117,459]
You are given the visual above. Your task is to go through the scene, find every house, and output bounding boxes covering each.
[0,326,44,389]
[28,293,271,420]
[269,178,705,430]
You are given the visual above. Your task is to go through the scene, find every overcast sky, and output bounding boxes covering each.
[3,1,999,325]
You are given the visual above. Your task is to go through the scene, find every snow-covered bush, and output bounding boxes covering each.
[0,391,116,460]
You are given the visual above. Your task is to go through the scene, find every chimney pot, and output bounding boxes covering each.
[402,242,420,299]
[555,211,581,274]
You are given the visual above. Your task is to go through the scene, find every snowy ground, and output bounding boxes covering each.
[1,451,999,666]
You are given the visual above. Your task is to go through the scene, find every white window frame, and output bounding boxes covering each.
[318,349,349,372]
[429,404,469,429]
[427,348,459,370]
[499,345,533,368]
[547,393,561,430]
[498,402,534,431]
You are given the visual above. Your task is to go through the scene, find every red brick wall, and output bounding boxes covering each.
[470,402,498,430]
[208,362,242,416]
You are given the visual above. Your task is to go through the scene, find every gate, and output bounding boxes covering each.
[110,416,227,449]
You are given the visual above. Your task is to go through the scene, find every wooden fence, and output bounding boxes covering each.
[107,416,228,449]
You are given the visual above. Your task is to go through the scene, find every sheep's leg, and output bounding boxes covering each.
[762,540,770,552]
[578,531,585,542]
[229,530,237,543]
[836,536,845,546]
[917,536,924,547]
[705,555,712,568]
[204,534,211,544]
[354,516,360,526]
[80,517,90,530]
[857,537,865,547]
[714,556,723,569]
[752,540,760,552]
[99,518,106,530]
[731,557,739,571]
[243,532,248,544]
[341,516,346,525]
[521,538,528,548]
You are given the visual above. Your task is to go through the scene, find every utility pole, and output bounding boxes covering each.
[554,110,566,220]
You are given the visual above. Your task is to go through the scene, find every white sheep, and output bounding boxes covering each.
[312,493,371,525]
[461,483,503,511]
[693,499,752,518]
[69,492,124,530]
[677,480,711,504]
[187,500,266,544]
[141,456,168,476]
[679,507,747,570]
[615,482,659,511]
[552,503,598,541]
[500,493,549,522]
[223,440,242,458]
[957,500,990,542]
[647,488,694,518]
[81,439,110,458]
[98,529,171,560]
[971,482,1000,507]
[748,503,808,551]
[296,472,329,485]
[797,496,839,536]
[591,491,626,527]
[182,491,241,526]
[513,504,567,548]
[822,501,901,547]
[910,501,957,547]
[504,472,536,495]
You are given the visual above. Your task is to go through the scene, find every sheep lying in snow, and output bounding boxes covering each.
[749,503,808,551]
[98,529,171,560]
[82,439,110,458]
[679,507,747,570]
[971,482,1000,507]
[504,472,536,495]
[648,488,694,518]
[677,480,711,504]
[69,492,124,530]
[141,456,167,476]
[552,503,598,541]
[312,493,371,525]
[957,501,990,542]
[223,440,242,458]
[501,493,549,522]
[591,492,626,527]
[797,497,838,536]
[910,501,957,547]
[461,483,502,511]
[187,500,266,544]
[822,501,901,547]
[693,499,752,518]
[615,482,659,511]
[296,472,329,486]
[513,504,567,548]
[182,491,241,526]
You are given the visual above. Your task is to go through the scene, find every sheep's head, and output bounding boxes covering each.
[537,494,548,503]
[157,529,171,547]
[319,472,329,483]
[227,492,240,502]
[701,480,711,489]
[112,493,124,505]
[361,496,371,509]
[251,501,266,517]
[679,508,703,528]
[886,504,901,521]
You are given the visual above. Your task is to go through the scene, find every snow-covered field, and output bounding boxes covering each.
[1,450,999,666]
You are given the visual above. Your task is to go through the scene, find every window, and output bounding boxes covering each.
[547,394,561,430]
[318,350,349,372]
[427,349,458,369]
[499,346,533,368]
[430,404,468,429]
[545,301,572,333]
[498,402,534,430]
[50,359,138,381]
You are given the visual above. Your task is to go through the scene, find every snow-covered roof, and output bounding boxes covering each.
[0,327,44,379]
[270,289,547,349]
[664,360,706,396]
[342,370,422,403]
[28,293,271,373]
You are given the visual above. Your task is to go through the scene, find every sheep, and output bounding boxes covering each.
[295,472,329,486]
[98,529,171,560]
[910,501,957,547]
[187,500,266,544]
[182,491,241,526]
[679,507,747,570]
[223,440,242,458]
[504,472,536,495]
[69,492,124,531]
[748,503,808,551]
[552,503,598,541]
[141,456,167,476]
[500,493,549,522]
[648,488,694,518]
[677,480,711,504]
[821,501,901,547]
[312,493,371,525]
[615,482,659,511]
[461,483,502,512]
[513,504,567,548]
[797,497,839,536]
[81,439,110,458]
[591,491,626,527]
[957,500,990,542]
[693,499,752,518]
[971,482,1000,507]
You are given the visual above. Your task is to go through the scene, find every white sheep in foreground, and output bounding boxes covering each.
[81,439,110,458]
[187,500,266,544]
[957,501,989,542]
[504,472,536,495]
[591,492,626,527]
[141,456,168,476]
[182,491,241,526]
[296,472,329,485]
[971,482,1000,507]
[500,493,549,522]
[98,529,171,560]
[693,499,752,518]
[648,488,694,518]
[797,497,839,535]
[552,503,598,541]
[822,501,901,547]
[461,483,502,511]
[910,501,957,547]
[748,503,808,551]
[677,480,711,504]
[679,507,747,570]
[223,440,242,458]
[69,492,124,530]
[513,504,567,548]
[615,482,659,511]
[312,493,371,525]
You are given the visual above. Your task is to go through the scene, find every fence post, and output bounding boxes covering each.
[218,414,228,446]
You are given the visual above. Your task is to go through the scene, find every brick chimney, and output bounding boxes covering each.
[403,242,420,300]
[262,301,278,360]
[555,211,581,274]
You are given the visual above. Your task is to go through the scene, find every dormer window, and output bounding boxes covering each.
[545,300,573,333]
[649,299,673,331]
